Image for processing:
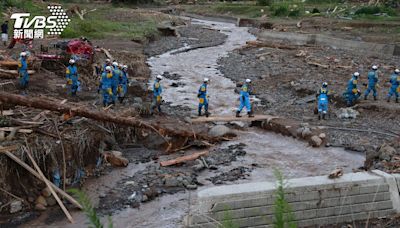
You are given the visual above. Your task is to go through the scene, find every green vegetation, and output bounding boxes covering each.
[68,189,113,228]
[355,5,397,16]
[219,209,240,228]
[273,169,297,228]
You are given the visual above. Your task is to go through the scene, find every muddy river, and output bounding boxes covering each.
[26,18,364,228]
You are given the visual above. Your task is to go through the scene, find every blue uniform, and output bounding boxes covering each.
[18,57,29,88]
[112,67,121,103]
[364,70,378,98]
[237,83,251,113]
[198,83,209,114]
[345,76,360,106]
[66,65,79,95]
[151,79,162,113]
[387,73,400,100]
[118,70,129,101]
[317,87,329,114]
[100,71,113,106]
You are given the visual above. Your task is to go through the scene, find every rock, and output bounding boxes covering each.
[208,125,234,138]
[378,143,396,161]
[230,121,249,129]
[319,133,326,139]
[42,187,51,198]
[124,181,135,186]
[35,203,47,211]
[186,184,198,190]
[301,128,312,138]
[164,177,180,187]
[36,196,47,207]
[141,195,148,202]
[46,196,57,206]
[192,159,205,171]
[310,136,323,147]
[9,200,22,214]
[336,108,360,119]
[133,97,143,104]
[104,151,129,167]
[296,127,304,137]
[99,193,106,198]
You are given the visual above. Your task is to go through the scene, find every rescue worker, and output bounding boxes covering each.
[150,75,163,114]
[18,52,29,89]
[198,78,210,117]
[387,69,400,103]
[100,66,113,107]
[111,62,121,104]
[66,59,79,96]
[345,72,361,106]
[118,65,129,103]
[316,82,330,120]
[103,59,111,72]
[364,65,379,100]
[236,79,254,118]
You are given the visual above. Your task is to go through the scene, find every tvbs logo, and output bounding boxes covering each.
[11,5,70,39]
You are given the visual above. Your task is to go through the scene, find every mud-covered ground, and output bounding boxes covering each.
[218,43,400,158]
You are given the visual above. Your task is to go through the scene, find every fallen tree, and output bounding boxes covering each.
[0,92,211,147]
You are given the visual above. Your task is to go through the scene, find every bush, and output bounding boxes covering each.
[256,0,272,7]
[273,169,297,228]
[355,6,397,16]
[271,4,289,16]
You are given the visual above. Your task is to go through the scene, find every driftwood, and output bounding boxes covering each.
[328,168,343,179]
[100,48,114,61]
[160,151,209,167]
[24,146,74,223]
[0,92,209,142]
[1,148,83,209]
[0,69,36,79]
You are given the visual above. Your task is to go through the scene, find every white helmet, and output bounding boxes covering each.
[112,62,118,67]
[105,58,111,63]
[372,65,378,70]
[245,79,251,83]
[69,59,75,64]
[156,75,163,80]
[353,72,360,77]
[204,78,209,82]
[395,69,400,74]
[20,52,27,57]
[123,65,128,69]
[322,82,328,87]
[105,66,112,71]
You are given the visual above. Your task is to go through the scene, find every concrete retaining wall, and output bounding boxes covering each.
[185,171,400,227]
[258,31,399,56]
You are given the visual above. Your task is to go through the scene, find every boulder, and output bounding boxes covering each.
[208,125,234,138]
[35,196,47,207]
[310,135,323,147]
[336,108,359,119]
[378,143,397,161]
[103,151,129,167]
[46,196,57,207]
[9,200,22,214]
[35,203,47,211]
[301,128,312,138]
[42,187,51,198]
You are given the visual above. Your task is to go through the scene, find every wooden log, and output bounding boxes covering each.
[2,149,83,209]
[160,150,209,167]
[25,147,75,223]
[0,92,209,141]
[0,127,33,133]
[246,40,297,50]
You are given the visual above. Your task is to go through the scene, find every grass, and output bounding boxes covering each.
[1,1,161,41]
[68,189,113,228]
[273,169,297,228]
[185,3,267,18]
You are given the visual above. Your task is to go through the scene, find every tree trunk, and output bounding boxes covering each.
[0,92,210,142]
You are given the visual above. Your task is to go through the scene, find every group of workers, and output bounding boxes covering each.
[316,65,400,120]
[98,59,130,107]
[16,53,400,118]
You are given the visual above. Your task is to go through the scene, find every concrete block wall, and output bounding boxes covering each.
[258,31,399,56]
[185,171,400,227]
